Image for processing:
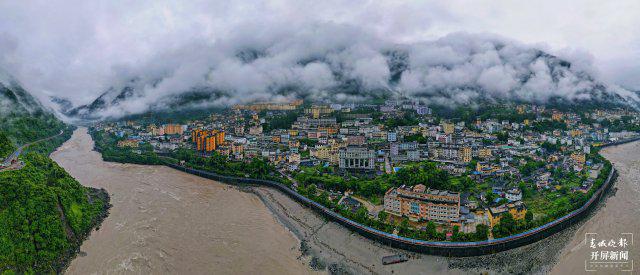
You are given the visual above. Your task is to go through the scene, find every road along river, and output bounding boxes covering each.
[52,128,314,274]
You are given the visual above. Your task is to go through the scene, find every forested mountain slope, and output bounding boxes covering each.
[0,72,110,274]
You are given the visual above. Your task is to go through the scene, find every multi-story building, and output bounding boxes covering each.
[570,152,586,165]
[164,124,184,135]
[304,105,333,118]
[192,129,225,152]
[478,148,493,159]
[442,122,455,134]
[505,188,522,202]
[384,184,460,223]
[459,147,472,163]
[339,147,375,170]
[488,201,527,227]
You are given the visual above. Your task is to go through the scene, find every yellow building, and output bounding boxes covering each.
[192,129,225,152]
[231,143,244,155]
[488,201,527,227]
[164,124,184,135]
[205,136,217,151]
[117,139,139,148]
[442,122,455,134]
[476,161,500,175]
[552,111,564,121]
[459,147,472,163]
[478,148,493,159]
[305,105,333,119]
[570,152,586,165]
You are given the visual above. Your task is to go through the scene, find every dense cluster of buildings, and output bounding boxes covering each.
[95,99,639,237]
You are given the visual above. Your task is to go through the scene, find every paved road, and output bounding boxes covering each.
[0,130,64,170]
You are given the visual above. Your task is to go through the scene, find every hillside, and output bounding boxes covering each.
[60,33,640,121]
[0,74,110,273]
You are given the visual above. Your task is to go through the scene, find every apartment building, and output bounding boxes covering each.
[384,184,460,223]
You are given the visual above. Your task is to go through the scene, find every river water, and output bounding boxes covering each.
[51,128,313,274]
[550,141,640,274]
[51,128,640,274]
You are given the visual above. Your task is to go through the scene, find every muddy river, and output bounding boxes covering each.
[52,128,313,274]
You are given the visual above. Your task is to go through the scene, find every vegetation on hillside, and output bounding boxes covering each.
[1,112,66,145]
[0,132,15,160]
[0,153,109,273]
[0,112,109,273]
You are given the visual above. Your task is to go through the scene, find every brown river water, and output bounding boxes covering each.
[51,128,639,274]
[51,128,313,274]
[550,141,640,275]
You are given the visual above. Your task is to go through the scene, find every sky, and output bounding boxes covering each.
[1,0,639,111]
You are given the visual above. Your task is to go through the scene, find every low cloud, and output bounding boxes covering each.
[1,1,639,120]
[66,28,640,119]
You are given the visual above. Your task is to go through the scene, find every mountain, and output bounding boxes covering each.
[61,34,640,120]
[0,70,110,274]
[64,81,228,120]
[0,70,46,116]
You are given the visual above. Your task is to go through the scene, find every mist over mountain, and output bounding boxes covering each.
[0,69,47,116]
[58,30,640,120]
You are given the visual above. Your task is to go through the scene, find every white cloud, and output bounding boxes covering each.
[0,0,639,118]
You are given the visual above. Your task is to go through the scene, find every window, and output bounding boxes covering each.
[410,202,420,214]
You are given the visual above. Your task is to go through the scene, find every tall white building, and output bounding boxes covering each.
[339,147,375,170]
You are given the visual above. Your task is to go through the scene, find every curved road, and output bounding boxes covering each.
[0,130,64,170]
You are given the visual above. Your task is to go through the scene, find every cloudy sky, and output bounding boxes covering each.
[1,0,639,109]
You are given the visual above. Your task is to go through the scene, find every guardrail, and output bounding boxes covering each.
[163,159,617,256]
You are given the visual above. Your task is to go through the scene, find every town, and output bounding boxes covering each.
[90,100,639,241]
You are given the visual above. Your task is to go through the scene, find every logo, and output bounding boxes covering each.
[585,232,633,272]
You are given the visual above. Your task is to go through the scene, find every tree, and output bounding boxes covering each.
[425,221,437,237]
[474,224,489,240]
[354,207,369,223]
[307,184,317,198]
[485,190,497,204]
[378,211,389,223]
[496,131,509,143]
[399,217,410,235]
[525,211,533,223]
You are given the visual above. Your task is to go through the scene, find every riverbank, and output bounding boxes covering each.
[52,128,315,274]
[56,188,111,273]
[246,141,637,274]
[550,140,640,274]
[79,123,637,273]
[0,127,111,274]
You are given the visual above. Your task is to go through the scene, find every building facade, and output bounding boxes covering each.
[384,184,460,223]
[339,147,375,170]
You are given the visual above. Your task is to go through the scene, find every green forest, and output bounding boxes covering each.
[0,118,110,273]
[0,132,15,160]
